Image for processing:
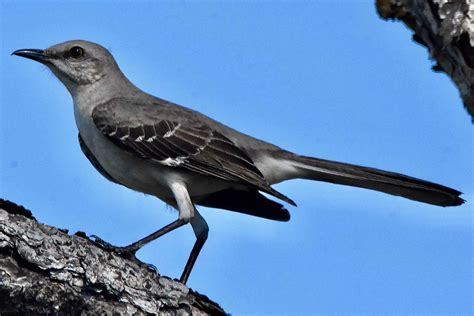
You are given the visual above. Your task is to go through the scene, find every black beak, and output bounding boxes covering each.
[12,49,52,63]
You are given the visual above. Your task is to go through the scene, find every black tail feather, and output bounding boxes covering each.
[289,154,464,207]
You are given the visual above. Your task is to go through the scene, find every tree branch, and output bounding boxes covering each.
[376,0,474,121]
[0,199,226,315]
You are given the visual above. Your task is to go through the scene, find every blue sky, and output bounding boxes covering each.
[1,1,472,314]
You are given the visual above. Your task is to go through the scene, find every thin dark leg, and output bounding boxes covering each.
[122,218,187,255]
[179,209,209,284]
[180,235,207,284]
[91,218,188,274]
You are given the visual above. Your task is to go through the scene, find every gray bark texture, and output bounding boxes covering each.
[376,0,474,121]
[0,199,226,315]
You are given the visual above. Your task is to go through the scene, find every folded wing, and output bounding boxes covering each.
[92,98,296,206]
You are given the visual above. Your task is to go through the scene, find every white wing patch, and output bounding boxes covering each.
[164,123,181,138]
[161,156,186,166]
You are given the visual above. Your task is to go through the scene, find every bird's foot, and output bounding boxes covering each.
[89,234,136,260]
[89,235,158,274]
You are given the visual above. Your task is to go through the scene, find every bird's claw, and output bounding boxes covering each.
[89,234,137,259]
[89,234,114,249]
[88,235,157,273]
[142,262,159,274]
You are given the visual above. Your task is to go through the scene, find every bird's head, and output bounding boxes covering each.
[13,40,122,95]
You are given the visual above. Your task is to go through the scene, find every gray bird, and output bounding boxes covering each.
[13,40,464,284]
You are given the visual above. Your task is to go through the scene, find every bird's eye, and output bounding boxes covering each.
[68,46,84,59]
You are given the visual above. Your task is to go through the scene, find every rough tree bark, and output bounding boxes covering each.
[376,0,474,121]
[0,199,226,315]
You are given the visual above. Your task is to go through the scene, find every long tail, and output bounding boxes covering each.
[285,154,464,207]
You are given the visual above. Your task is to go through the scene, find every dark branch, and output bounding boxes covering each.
[376,0,474,121]
[0,199,226,315]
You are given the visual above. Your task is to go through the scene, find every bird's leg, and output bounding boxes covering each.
[119,218,188,257]
[91,218,187,259]
[93,181,207,284]
[180,209,209,284]
[96,181,194,258]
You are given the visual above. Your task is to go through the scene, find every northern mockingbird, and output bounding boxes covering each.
[13,40,464,284]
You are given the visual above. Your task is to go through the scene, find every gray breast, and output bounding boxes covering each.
[78,133,119,184]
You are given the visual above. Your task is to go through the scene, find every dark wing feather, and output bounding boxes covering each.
[198,188,290,221]
[92,99,295,206]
